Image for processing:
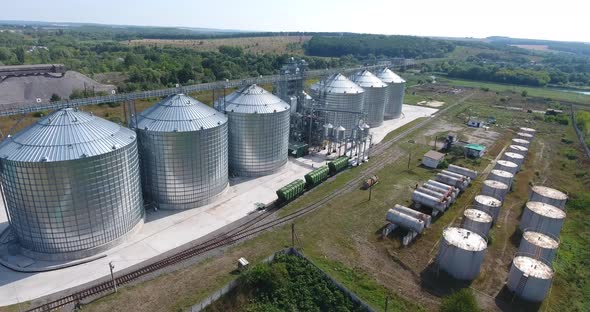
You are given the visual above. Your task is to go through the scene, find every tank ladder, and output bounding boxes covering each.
[435,242,451,277]
[512,274,529,301]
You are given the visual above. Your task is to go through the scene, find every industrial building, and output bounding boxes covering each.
[222,84,290,177]
[376,68,405,120]
[422,150,445,168]
[136,94,229,210]
[0,108,144,260]
[350,70,388,127]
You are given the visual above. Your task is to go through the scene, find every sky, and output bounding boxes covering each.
[1,0,588,42]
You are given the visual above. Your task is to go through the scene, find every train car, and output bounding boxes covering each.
[276,179,306,204]
[304,165,330,188]
[328,156,350,175]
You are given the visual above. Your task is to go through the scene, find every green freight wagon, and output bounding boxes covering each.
[276,179,306,203]
[328,156,349,175]
[304,165,330,188]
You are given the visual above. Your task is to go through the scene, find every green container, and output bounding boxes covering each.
[276,179,306,202]
[328,156,349,175]
[304,165,330,188]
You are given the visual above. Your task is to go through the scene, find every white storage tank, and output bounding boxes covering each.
[518,230,559,262]
[489,169,514,188]
[412,190,448,212]
[376,68,405,120]
[494,160,518,174]
[473,195,502,222]
[350,70,388,127]
[529,186,568,209]
[437,227,487,280]
[512,138,530,148]
[386,209,425,233]
[520,201,566,237]
[426,180,459,198]
[507,255,553,302]
[422,183,457,201]
[481,180,509,201]
[519,127,536,137]
[393,204,432,227]
[462,209,493,237]
[516,132,534,141]
[447,164,478,180]
[442,170,471,184]
[502,152,525,168]
[508,144,528,157]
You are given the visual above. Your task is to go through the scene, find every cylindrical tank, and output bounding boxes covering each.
[386,209,425,233]
[422,183,456,201]
[350,70,388,127]
[507,255,553,302]
[136,94,228,210]
[508,144,528,157]
[223,85,290,177]
[0,108,144,260]
[516,132,534,141]
[336,125,346,141]
[502,152,524,169]
[512,138,530,148]
[310,73,364,136]
[447,164,478,180]
[437,227,487,280]
[376,68,405,120]
[518,230,559,263]
[489,169,514,188]
[393,204,432,227]
[519,127,536,137]
[520,201,566,237]
[435,173,467,190]
[473,195,502,221]
[412,190,448,212]
[481,180,509,201]
[417,187,450,202]
[462,209,493,237]
[529,186,568,209]
[426,180,459,197]
[442,170,471,184]
[323,123,333,138]
[494,160,518,174]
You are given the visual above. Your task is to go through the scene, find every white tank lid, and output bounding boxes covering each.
[523,231,559,249]
[484,180,509,190]
[526,201,566,219]
[532,186,568,201]
[464,209,492,223]
[504,152,524,159]
[491,169,514,178]
[474,195,502,207]
[509,144,528,152]
[443,227,487,251]
[512,138,530,145]
[520,127,536,133]
[513,256,553,279]
[517,132,534,138]
[497,160,518,168]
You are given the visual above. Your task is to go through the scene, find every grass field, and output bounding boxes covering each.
[125,35,311,55]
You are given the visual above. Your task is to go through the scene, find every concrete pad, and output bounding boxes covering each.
[370,104,438,144]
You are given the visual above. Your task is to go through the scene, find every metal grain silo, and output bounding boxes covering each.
[0,108,143,260]
[529,186,568,209]
[350,70,387,127]
[518,230,559,262]
[310,73,364,136]
[520,201,566,237]
[473,195,502,222]
[507,255,553,302]
[462,209,493,237]
[481,180,509,201]
[223,85,290,177]
[489,169,514,188]
[376,68,405,120]
[437,227,487,280]
[136,94,228,210]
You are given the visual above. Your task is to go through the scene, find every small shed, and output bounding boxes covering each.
[422,150,445,169]
[467,117,484,128]
[465,143,486,158]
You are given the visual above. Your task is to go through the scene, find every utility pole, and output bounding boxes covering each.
[368,181,373,201]
[291,223,295,248]
[384,296,389,312]
[407,151,412,169]
[109,262,117,293]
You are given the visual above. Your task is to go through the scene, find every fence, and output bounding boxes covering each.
[188,248,375,312]
[571,107,590,160]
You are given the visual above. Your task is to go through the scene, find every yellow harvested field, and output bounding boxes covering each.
[125,35,312,54]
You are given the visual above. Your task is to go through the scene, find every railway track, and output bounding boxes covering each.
[24,94,472,312]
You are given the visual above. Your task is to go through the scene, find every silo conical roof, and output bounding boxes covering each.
[350,70,388,88]
[376,68,406,84]
[223,84,290,114]
[137,94,226,132]
[310,73,364,94]
[0,108,135,162]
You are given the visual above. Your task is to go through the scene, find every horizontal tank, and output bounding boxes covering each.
[223,85,290,177]
[426,180,459,197]
[442,170,471,184]
[350,70,388,127]
[423,183,457,201]
[502,152,524,169]
[520,201,566,237]
[529,186,568,209]
[512,138,530,148]
[516,132,534,141]
[518,230,559,263]
[508,144,528,157]
[136,94,228,210]
[489,169,514,188]
[310,73,364,136]
[412,190,448,212]
[393,204,432,227]
[435,173,469,190]
[376,68,405,120]
[447,164,478,180]
[507,255,553,302]
[417,186,450,201]
[494,160,518,174]
[462,209,493,237]
[437,227,487,280]
[0,108,144,260]
[473,195,502,222]
[386,209,425,233]
[481,180,509,201]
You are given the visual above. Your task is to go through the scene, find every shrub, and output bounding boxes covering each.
[567,192,590,210]
[561,138,574,144]
[563,148,578,160]
[440,289,480,312]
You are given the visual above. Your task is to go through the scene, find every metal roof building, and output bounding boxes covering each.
[0,108,144,260]
[350,70,388,127]
[376,68,405,120]
[136,94,228,209]
[223,85,290,177]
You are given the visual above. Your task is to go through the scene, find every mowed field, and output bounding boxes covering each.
[125,35,312,54]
